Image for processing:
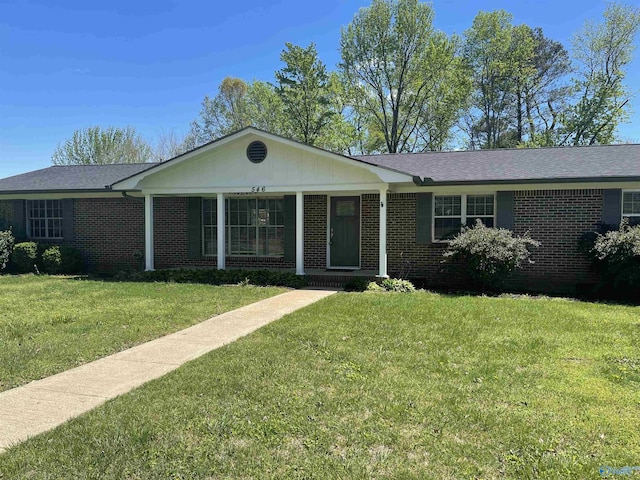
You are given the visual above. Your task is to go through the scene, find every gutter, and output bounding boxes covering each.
[412,175,640,186]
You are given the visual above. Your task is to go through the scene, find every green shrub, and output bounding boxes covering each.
[586,219,640,297]
[366,281,384,291]
[380,278,416,292]
[344,277,370,292]
[0,230,15,271]
[11,242,39,273]
[119,268,308,289]
[443,220,541,291]
[41,245,84,274]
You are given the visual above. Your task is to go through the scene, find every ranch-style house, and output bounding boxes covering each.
[0,127,638,293]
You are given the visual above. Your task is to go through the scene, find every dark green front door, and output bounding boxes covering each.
[330,196,360,268]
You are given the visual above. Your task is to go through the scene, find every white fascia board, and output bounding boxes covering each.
[142,183,390,196]
[111,128,413,190]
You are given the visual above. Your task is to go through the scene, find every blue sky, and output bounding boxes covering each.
[1,0,638,178]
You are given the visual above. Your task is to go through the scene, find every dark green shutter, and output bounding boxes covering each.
[62,199,74,241]
[602,189,622,227]
[187,197,202,259]
[416,192,432,244]
[11,200,26,241]
[496,191,514,230]
[283,195,296,261]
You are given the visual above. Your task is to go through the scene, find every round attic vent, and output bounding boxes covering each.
[246,141,267,163]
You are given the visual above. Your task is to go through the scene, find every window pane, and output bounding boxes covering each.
[466,216,494,228]
[258,226,268,255]
[623,192,640,215]
[467,195,494,216]
[203,226,217,255]
[336,200,356,217]
[434,218,461,240]
[434,196,461,216]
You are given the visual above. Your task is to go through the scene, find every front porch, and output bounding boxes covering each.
[143,192,390,279]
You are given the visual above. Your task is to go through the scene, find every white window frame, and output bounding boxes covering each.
[432,193,496,242]
[222,197,285,258]
[26,199,64,240]
[622,190,640,224]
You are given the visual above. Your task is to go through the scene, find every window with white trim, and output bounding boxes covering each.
[622,191,640,226]
[433,194,495,241]
[202,198,284,257]
[27,200,64,239]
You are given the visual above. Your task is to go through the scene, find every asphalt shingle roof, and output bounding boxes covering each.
[0,163,158,193]
[1,143,639,193]
[354,144,640,183]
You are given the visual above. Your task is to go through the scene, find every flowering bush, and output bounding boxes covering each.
[443,220,540,290]
[0,230,14,272]
[589,219,640,294]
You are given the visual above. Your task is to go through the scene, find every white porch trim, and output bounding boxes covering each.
[216,192,225,270]
[377,187,388,278]
[144,194,154,271]
[140,183,392,196]
[296,191,304,275]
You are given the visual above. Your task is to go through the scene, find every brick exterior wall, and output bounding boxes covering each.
[361,194,379,270]
[0,190,606,293]
[71,197,145,272]
[511,189,602,292]
[304,195,327,269]
[384,190,603,293]
[387,193,448,283]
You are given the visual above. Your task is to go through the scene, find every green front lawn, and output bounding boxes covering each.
[0,275,285,392]
[1,292,639,478]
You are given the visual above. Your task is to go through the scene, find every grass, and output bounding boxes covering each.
[1,291,639,478]
[0,275,285,392]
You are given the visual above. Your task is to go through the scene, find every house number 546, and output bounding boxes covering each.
[251,186,266,193]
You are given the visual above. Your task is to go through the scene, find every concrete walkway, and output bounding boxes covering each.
[0,288,336,453]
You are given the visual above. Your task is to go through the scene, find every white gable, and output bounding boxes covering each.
[112,129,412,193]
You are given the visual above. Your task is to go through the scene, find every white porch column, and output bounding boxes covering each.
[144,194,154,271]
[296,191,305,275]
[378,187,388,278]
[217,193,225,270]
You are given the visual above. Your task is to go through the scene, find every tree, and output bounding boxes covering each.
[518,27,571,146]
[188,77,288,147]
[462,10,520,149]
[340,0,468,153]
[188,77,251,146]
[462,11,572,149]
[275,42,334,145]
[51,126,153,165]
[561,2,640,145]
[153,128,192,161]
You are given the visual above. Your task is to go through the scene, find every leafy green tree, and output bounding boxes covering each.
[188,77,288,147]
[340,0,468,153]
[560,2,640,145]
[51,126,153,165]
[275,42,334,145]
[511,27,572,147]
[462,10,520,149]
[188,77,251,145]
